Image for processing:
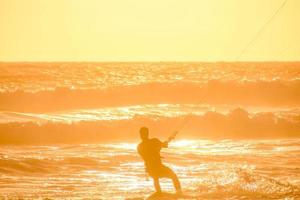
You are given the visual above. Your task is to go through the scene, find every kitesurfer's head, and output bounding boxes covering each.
[139,127,149,141]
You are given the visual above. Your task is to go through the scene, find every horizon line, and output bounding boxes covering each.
[1,60,300,63]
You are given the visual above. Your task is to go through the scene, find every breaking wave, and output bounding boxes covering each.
[0,107,299,144]
[196,169,300,199]
[1,80,300,112]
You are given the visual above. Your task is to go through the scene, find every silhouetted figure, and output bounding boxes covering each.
[137,127,182,194]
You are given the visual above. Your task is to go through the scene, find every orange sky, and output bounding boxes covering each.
[0,0,299,61]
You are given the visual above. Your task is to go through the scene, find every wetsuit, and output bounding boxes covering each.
[137,138,174,178]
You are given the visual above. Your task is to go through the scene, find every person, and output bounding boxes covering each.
[137,127,182,194]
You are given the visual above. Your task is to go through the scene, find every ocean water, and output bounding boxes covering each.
[0,62,299,143]
[0,62,299,199]
[1,62,300,93]
[0,140,299,199]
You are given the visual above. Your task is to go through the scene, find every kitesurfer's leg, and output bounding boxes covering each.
[171,171,181,193]
[153,177,162,193]
[163,166,182,193]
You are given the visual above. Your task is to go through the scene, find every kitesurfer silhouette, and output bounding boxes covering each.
[137,127,182,194]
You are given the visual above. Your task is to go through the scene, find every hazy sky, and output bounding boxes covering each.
[0,0,299,61]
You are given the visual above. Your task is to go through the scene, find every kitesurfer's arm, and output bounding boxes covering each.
[161,131,179,147]
[137,143,143,156]
[166,131,178,143]
[161,141,168,148]
[152,138,168,148]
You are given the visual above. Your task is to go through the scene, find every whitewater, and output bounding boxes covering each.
[0,140,299,199]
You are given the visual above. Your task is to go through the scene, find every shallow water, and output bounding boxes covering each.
[0,139,299,199]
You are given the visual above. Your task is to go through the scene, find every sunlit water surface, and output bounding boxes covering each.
[0,139,299,199]
[0,104,298,124]
[1,62,299,92]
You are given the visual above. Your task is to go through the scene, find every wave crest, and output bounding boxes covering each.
[0,108,299,144]
[0,80,300,112]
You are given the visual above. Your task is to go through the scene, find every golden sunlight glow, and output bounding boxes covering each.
[0,1,300,198]
[0,0,299,61]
